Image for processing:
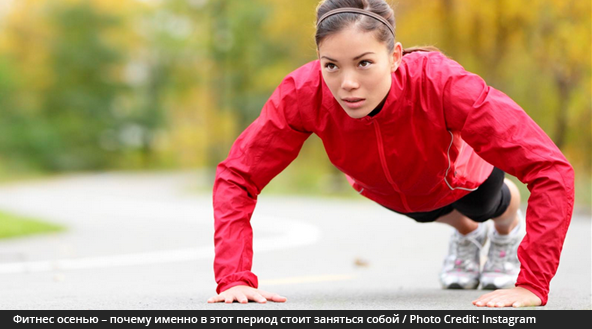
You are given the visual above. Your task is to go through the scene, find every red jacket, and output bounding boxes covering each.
[212,51,574,305]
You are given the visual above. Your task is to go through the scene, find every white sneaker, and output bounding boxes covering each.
[440,223,488,289]
[480,210,525,289]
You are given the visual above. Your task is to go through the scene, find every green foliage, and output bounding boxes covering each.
[0,0,589,205]
[0,2,126,171]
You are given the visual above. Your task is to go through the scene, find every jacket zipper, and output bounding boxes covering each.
[372,120,412,212]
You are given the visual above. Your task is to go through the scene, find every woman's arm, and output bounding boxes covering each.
[212,75,312,299]
[440,54,575,306]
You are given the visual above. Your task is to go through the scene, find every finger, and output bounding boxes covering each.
[473,290,495,302]
[236,292,249,304]
[485,298,501,308]
[260,291,287,303]
[474,299,494,307]
[207,295,224,303]
[472,296,485,306]
[473,293,496,307]
[224,295,235,304]
[250,293,267,304]
[478,289,510,302]
[479,295,503,307]
[268,294,287,303]
[255,294,268,303]
[486,297,512,308]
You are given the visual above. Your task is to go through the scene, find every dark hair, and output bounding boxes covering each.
[315,0,440,55]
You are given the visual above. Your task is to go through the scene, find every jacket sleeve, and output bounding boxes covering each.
[212,76,312,294]
[440,57,575,305]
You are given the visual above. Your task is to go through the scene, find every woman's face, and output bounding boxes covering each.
[318,26,402,118]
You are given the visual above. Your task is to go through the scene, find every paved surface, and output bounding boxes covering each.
[0,171,589,310]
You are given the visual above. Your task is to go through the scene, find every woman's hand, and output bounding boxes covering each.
[207,285,287,304]
[473,286,542,308]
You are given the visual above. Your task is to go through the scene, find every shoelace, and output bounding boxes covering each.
[452,234,483,269]
[486,239,515,272]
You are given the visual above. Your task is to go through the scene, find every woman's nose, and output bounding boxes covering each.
[341,72,359,91]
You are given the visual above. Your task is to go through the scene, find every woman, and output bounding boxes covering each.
[208,0,574,308]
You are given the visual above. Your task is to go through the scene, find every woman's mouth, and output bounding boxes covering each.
[342,97,366,109]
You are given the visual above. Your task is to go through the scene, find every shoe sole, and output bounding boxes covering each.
[481,283,498,290]
[443,283,479,290]
[480,282,516,290]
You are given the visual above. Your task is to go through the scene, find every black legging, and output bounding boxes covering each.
[385,167,511,223]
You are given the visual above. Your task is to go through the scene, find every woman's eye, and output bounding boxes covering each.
[325,63,338,71]
[359,60,372,68]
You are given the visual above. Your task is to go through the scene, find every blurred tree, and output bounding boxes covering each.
[0,0,588,200]
[41,2,125,170]
[0,0,56,172]
[0,0,172,171]
[397,0,590,176]
[203,0,274,168]
[0,0,128,171]
[0,54,18,168]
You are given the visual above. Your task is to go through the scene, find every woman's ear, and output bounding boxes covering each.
[391,42,403,72]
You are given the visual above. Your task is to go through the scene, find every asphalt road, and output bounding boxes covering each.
[0,171,589,310]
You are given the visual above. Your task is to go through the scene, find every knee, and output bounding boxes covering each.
[504,178,521,207]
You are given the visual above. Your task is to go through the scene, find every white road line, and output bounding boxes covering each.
[0,215,321,274]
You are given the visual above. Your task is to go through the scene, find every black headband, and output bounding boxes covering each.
[316,7,395,37]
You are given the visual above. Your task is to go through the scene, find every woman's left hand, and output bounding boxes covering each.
[472,286,542,308]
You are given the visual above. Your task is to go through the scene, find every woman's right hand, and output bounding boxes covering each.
[207,285,287,304]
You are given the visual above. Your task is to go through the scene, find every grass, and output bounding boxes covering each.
[0,210,65,240]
